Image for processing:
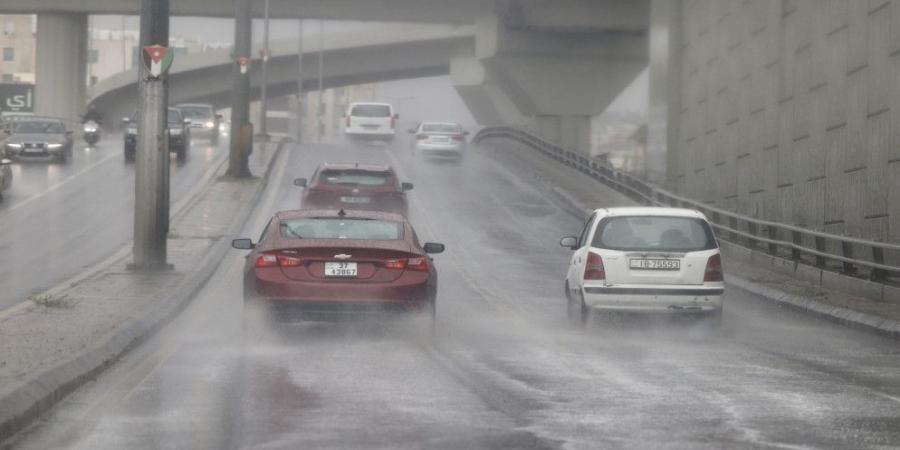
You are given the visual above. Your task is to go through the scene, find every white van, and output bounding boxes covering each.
[344,102,397,141]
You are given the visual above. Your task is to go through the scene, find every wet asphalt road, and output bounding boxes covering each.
[7,134,900,449]
[0,132,226,310]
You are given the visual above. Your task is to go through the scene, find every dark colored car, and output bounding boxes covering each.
[233,209,444,324]
[294,163,413,216]
[2,117,74,163]
[123,107,192,162]
[176,103,221,144]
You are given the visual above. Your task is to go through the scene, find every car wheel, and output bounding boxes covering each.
[176,145,186,161]
[124,147,135,163]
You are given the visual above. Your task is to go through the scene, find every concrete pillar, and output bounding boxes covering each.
[450,57,526,126]
[35,13,88,123]
[647,0,682,186]
[532,115,590,154]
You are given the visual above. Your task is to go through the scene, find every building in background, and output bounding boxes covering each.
[302,84,376,141]
[0,15,35,84]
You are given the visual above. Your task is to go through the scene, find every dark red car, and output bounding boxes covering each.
[294,163,413,216]
[233,209,444,323]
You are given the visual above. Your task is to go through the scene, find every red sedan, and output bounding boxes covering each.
[233,209,443,324]
[294,163,413,216]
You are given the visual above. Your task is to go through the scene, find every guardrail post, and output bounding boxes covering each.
[791,230,802,261]
[840,242,855,274]
[814,236,826,267]
[767,226,778,255]
[729,216,739,242]
[871,247,886,282]
[747,222,759,250]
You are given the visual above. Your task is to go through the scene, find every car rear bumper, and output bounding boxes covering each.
[345,128,395,137]
[414,142,464,153]
[6,147,65,159]
[582,286,723,313]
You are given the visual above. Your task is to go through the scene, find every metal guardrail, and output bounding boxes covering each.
[474,126,900,283]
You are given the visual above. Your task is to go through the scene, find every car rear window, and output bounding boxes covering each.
[280,218,402,240]
[167,109,183,124]
[318,169,393,186]
[179,106,212,118]
[350,104,391,117]
[14,121,64,134]
[422,123,461,133]
[592,216,716,252]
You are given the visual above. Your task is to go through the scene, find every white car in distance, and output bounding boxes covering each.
[408,122,468,158]
[560,207,724,326]
[344,102,397,142]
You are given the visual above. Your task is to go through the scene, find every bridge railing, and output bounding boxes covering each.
[473,126,900,284]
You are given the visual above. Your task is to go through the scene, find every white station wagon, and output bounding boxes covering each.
[560,207,724,325]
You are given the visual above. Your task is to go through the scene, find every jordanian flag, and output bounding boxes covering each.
[143,45,174,79]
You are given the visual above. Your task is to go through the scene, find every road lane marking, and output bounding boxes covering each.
[1,151,120,214]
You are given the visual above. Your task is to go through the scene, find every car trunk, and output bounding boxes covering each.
[597,248,713,286]
[267,241,419,283]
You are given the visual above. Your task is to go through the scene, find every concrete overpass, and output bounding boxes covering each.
[89,25,475,123]
[15,0,650,160]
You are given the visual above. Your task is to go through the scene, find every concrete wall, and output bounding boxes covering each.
[669,0,900,244]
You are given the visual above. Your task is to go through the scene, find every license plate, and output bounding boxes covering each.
[24,146,44,153]
[629,258,680,270]
[340,196,371,204]
[325,262,357,277]
[431,136,449,143]
[361,124,379,129]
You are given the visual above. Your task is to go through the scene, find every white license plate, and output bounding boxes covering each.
[340,196,371,204]
[325,262,357,277]
[431,136,450,143]
[629,258,680,270]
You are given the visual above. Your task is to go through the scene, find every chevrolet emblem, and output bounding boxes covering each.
[334,254,352,260]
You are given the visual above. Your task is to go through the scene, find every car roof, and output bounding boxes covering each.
[176,103,213,107]
[275,209,406,222]
[317,162,393,172]
[595,206,707,219]
[349,102,392,107]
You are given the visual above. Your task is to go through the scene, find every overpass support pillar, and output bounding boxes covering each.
[533,115,590,154]
[450,57,525,126]
[35,13,88,123]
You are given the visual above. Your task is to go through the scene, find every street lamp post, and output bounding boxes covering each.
[132,0,171,270]
[227,0,253,178]
[295,18,304,142]
[257,0,270,140]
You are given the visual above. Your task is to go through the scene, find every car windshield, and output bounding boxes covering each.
[280,218,402,240]
[350,104,391,117]
[593,216,716,252]
[318,169,393,186]
[14,121,64,134]
[179,106,212,118]
[422,123,460,133]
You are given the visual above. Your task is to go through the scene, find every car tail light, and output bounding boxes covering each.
[255,253,302,268]
[406,257,429,271]
[451,134,464,141]
[255,254,278,268]
[583,251,605,280]
[416,134,429,140]
[704,254,723,282]
[382,259,407,270]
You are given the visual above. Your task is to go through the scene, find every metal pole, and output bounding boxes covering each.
[257,0,270,140]
[295,18,303,142]
[228,0,252,177]
[132,0,170,270]
[317,19,324,143]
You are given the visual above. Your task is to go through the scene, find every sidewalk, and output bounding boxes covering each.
[482,139,900,338]
[0,139,288,440]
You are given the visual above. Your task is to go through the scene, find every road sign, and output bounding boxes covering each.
[0,83,34,114]
[142,45,174,79]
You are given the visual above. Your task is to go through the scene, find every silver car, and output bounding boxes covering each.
[408,122,468,157]
[2,117,74,163]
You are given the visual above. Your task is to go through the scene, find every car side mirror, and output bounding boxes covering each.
[121,117,131,124]
[393,113,399,119]
[423,242,444,254]
[0,159,12,166]
[462,130,470,136]
[401,182,414,191]
[559,236,578,250]
[293,178,307,188]
[232,238,255,250]
[407,129,416,134]
[215,114,223,119]
[65,130,74,137]
[183,118,191,125]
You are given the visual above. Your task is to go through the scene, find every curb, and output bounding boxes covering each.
[479,139,900,341]
[0,139,290,442]
[726,274,900,340]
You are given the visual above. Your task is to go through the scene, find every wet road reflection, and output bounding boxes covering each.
[0,133,226,310]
